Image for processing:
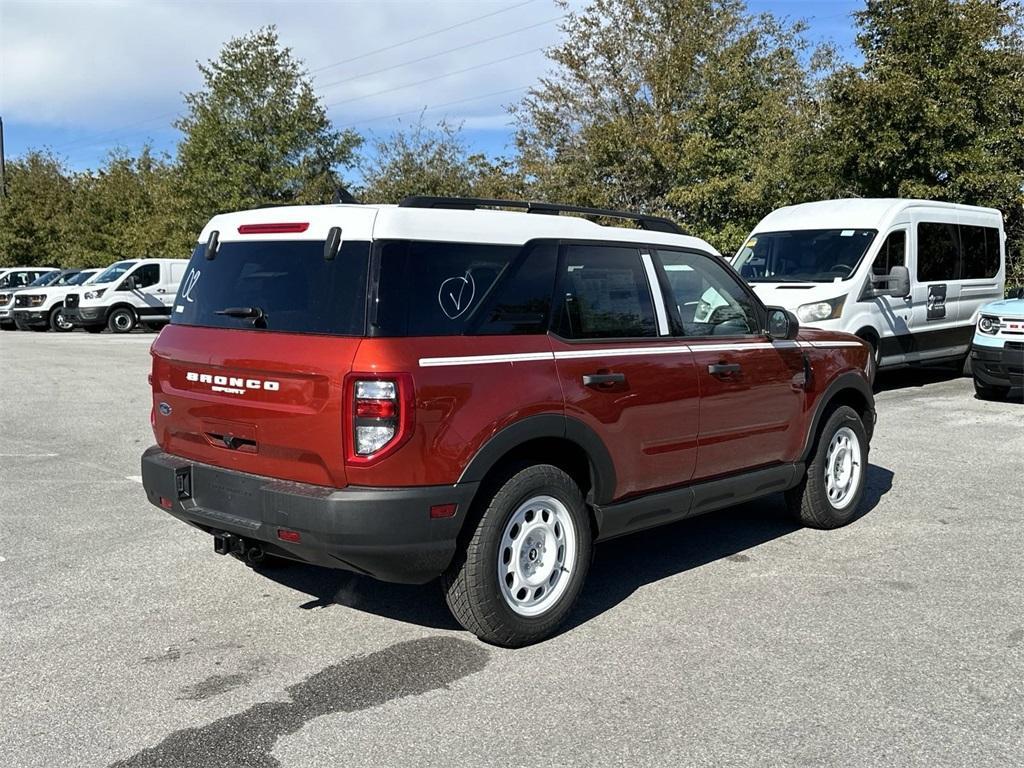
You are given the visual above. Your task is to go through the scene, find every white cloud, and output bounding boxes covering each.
[0,0,565,138]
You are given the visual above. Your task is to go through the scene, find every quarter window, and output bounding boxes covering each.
[872,230,906,276]
[555,245,657,339]
[657,250,759,336]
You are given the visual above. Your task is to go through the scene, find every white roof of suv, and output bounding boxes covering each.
[199,203,720,255]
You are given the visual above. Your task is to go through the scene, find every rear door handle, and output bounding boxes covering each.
[708,363,741,376]
[583,373,626,387]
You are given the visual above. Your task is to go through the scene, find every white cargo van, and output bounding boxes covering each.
[733,199,1005,369]
[64,258,189,333]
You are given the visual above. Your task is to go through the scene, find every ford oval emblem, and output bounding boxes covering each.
[158,402,172,416]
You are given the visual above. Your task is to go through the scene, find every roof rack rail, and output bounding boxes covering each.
[397,196,683,235]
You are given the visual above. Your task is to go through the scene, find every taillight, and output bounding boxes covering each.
[345,373,415,465]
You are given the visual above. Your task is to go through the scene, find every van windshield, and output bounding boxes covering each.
[93,261,137,284]
[734,229,877,283]
[171,239,369,335]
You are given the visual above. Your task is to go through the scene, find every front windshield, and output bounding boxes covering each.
[92,261,136,284]
[67,271,97,286]
[29,271,62,287]
[734,229,877,283]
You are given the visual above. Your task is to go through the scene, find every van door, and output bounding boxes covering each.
[955,214,1004,329]
[910,217,970,361]
[862,228,913,364]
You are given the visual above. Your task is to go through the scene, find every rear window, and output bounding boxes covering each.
[171,239,370,336]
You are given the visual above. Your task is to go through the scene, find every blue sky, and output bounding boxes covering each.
[0,0,863,177]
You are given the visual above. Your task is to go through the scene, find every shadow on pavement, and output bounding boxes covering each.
[874,365,963,393]
[257,463,895,637]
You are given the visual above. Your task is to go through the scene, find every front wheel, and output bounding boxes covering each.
[443,464,592,647]
[973,377,1009,401]
[49,306,73,332]
[786,405,869,529]
[107,307,137,333]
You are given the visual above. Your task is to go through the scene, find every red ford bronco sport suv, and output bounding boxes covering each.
[142,197,876,646]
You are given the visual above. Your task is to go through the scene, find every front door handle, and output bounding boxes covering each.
[583,373,626,388]
[708,363,741,376]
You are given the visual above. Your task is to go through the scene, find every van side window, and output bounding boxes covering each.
[555,245,657,339]
[657,250,758,336]
[872,230,905,276]
[130,264,161,289]
[960,225,1001,279]
[917,222,960,282]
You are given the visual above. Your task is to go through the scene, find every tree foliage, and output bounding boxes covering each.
[823,0,1024,283]
[515,0,829,252]
[0,151,75,267]
[174,26,361,237]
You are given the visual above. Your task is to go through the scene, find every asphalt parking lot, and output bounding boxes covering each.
[2,331,1023,768]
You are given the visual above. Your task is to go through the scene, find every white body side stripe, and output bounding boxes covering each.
[418,340,864,367]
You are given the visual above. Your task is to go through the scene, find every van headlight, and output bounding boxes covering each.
[796,295,847,323]
[978,315,1000,335]
[83,288,107,300]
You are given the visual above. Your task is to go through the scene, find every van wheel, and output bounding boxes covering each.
[973,377,1008,401]
[107,307,137,333]
[443,464,593,647]
[49,306,73,332]
[786,405,868,529]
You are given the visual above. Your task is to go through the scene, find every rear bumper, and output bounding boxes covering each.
[972,343,1024,387]
[141,446,477,584]
[63,306,106,327]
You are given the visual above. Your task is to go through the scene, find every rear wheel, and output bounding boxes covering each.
[107,307,137,333]
[973,377,1009,401]
[443,464,592,647]
[786,405,869,529]
[49,306,73,332]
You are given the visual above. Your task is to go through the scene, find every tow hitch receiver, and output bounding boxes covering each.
[213,532,243,556]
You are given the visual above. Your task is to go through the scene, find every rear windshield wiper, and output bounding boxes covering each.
[215,306,265,321]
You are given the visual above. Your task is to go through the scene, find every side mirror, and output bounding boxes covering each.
[888,265,910,298]
[123,276,138,291]
[767,306,800,340]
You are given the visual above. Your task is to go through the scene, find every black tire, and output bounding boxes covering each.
[786,405,869,529]
[973,377,1008,401]
[49,306,73,332]
[107,306,137,334]
[443,464,593,647]
[961,352,973,377]
[84,325,104,334]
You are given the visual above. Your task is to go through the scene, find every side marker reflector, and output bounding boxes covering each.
[430,503,458,519]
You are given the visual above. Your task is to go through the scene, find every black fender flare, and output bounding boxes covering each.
[800,370,876,461]
[458,413,617,505]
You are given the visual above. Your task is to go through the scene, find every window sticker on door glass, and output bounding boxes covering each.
[841,230,855,237]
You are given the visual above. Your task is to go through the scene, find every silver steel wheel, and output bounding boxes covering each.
[497,495,577,617]
[825,426,862,510]
[111,310,134,332]
[54,310,73,331]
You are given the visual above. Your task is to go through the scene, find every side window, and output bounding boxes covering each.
[555,245,657,339]
[128,264,160,289]
[960,225,1000,279]
[872,230,906,276]
[374,241,518,336]
[917,222,960,282]
[472,242,557,335]
[658,250,759,337]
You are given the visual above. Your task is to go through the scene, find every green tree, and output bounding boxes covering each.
[824,0,1024,285]
[514,0,827,252]
[0,151,75,267]
[64,147,183,267]
[357,119,525,203]
[174,26,361,238]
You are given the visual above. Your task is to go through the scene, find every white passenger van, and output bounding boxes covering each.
[733,199,1005,369]
[63,258,189,333]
